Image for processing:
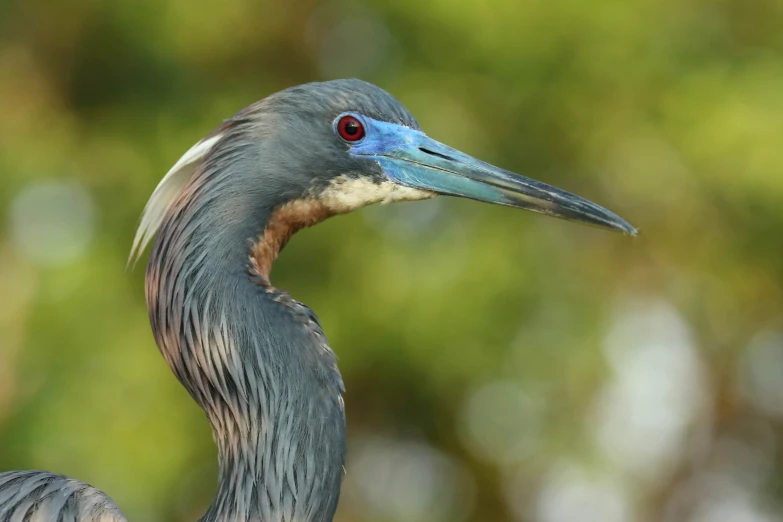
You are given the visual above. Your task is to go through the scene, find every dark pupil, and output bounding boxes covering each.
[344,121,359,135]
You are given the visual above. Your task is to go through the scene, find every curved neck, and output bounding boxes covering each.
[145,155,346,522]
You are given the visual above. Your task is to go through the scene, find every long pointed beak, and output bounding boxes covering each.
[371,131,636,235]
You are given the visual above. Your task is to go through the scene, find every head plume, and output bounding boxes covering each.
[128,134,222,267]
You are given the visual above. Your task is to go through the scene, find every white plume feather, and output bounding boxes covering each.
[128,134,222,267]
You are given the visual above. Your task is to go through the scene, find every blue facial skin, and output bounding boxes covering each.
[334,112,637,235]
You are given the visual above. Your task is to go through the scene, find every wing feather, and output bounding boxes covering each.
[0,471,126,522]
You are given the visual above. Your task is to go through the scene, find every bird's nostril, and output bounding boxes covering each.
[418,147,455,162]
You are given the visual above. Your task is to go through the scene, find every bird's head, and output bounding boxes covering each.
[130,79,635,276]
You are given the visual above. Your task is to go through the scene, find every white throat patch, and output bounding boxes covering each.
[318,175,436,213]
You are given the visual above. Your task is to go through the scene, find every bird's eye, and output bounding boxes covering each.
[337,115,365,142]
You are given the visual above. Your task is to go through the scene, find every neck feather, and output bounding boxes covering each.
[145,146,346,522]
[250,199,336,284]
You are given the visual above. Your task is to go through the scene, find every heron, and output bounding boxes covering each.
[0,79,635,522]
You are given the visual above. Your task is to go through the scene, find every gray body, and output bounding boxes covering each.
[0,80,635,522]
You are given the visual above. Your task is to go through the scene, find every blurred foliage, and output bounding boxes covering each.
[1,0,783,521]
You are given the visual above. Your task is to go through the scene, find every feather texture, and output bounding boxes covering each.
[0,471,126,522]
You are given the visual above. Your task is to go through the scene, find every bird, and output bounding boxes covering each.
[0,79,635,522]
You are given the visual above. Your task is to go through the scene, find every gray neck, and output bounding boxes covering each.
[145,143,346,522]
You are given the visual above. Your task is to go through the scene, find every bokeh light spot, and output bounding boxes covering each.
[534,462,632,522]
[591,297,710,484]
[8,180,96,267]
[348,435,475,522]
[459,380,543,465]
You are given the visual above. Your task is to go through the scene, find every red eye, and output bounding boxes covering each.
[337,115,365,142]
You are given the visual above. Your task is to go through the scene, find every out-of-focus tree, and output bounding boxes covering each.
[1,0,782,520]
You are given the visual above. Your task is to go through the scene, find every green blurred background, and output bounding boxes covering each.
[1,0,783,521]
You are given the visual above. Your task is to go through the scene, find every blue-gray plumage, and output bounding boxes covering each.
[0,79,635,522]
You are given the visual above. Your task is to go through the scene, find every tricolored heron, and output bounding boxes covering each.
[0,79,635,522]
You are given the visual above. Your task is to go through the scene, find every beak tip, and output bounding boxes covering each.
[619,221,638,237]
